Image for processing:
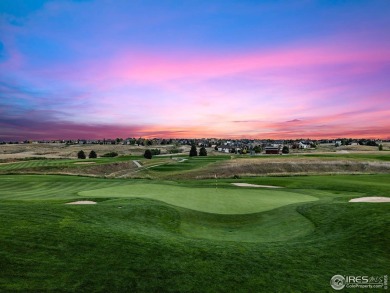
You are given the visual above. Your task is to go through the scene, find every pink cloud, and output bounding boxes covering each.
[2,25,389,140]
[99,43,389,85]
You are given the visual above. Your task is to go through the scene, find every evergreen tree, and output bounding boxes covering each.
[77,150,86,159]
[199,146,207,156]
[189,144,198,157]
[282,146,290,154]
[88,150,97,158]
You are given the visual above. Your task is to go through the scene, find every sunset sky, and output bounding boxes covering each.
[1,0,389,140]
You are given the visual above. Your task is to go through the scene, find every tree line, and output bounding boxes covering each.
[77,150,118,159]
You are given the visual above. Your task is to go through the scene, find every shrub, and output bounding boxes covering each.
[169,148,181,154]
[144,149,152,159]
[77,150,86,159]
[379,144,383,151]
[253,145,262,153]
[366,140,378,146]
[282,146,290,154]
[88,150,97,159]
[101,152,118,157]
[150,149,161,156]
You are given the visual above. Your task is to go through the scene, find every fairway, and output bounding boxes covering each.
[79,183,317,214]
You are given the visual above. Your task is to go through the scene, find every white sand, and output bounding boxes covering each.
[66,200,97,205]
[232,183,283,188]
[349,197,390,203]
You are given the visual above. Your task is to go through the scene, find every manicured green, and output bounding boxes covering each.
[79,183,317,214]
[0,174,389,292]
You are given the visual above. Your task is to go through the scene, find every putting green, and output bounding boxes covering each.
[79,183,318,214]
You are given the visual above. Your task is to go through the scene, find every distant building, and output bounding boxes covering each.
[299,141,310,149]
[265,145,281,154]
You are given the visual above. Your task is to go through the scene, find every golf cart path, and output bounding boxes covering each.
[133,160,142,168]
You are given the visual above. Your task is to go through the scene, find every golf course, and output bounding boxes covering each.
[0,151,389,292]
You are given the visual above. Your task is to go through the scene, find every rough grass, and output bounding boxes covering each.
[0,143,188,159]
[1,153,390,179]
[178,157,390,179]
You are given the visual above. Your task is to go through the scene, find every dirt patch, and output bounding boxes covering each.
[232,183,283,188]
[66,200,97,205]
[74,162,96,165]
[0,161,24,165]
[349,197,390,203]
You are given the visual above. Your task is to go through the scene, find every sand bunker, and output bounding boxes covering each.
[74,162,96,165]
[349,197,390,203]
[232,183,283,188]
[66,200,97,205]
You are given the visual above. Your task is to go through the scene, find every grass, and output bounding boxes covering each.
[301,153,390,161]
[179,203,316,242]
[1,153,389,179]
[0,174,389,292]
[79,183,317,214]
[0,155,143,171]
[235,174,390,196]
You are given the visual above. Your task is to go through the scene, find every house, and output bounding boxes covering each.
[217,144,241,153]
[265,145,281,154]
[299,141,309,149]
[218,145,233,153]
